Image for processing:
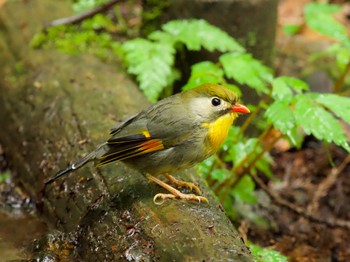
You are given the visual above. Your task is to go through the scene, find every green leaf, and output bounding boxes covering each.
[182,61,225,91]
[316,94,350,124]
[196,156,215,179]
[272,78,292,100]
[272,77,309,100]
[72,0,108,13]
[230,175,257,204]
[294,94,350,151]
[222,126,242,152]
[182,61,242,95]
[265,99,296,134]
[336,46,350,70]
[248,243,288,262]
[220,53,272,94]
[81,14,115,31]
[0,172,11,183]
[304,3,348,45]
[256,153,273,178]
[324,43,350,70]
[222,194,238,220]
[148,30,176,45]
[225,83,242,97]
[151,19,245,52]
[229,138,260,165]
[211,169,231,182]
[285,126,304,149]
[282,24,301,36]
[122,38,175,102]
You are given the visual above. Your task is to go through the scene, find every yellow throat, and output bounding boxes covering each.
[203,113,236,153]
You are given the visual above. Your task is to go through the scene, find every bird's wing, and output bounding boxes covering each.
[96,117,165,167]
[109,112,139,135]
[96,95,196,167]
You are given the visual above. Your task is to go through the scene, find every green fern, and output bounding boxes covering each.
[122,19,245,101]
[122,39,177,102]
[220,53,273,94]
[305,2,349,46]
[230,175,257,204]
[265,93,350,152]
[265,100,296,134]
[182,62,225,90]
[248,243,288,262]
[152,19,245,52]
[272,76,309,100]
[294,94,350,152]
[316,94,350,124]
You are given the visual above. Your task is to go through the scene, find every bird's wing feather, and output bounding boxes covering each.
[110,112,139,135]
[96,134,164,167]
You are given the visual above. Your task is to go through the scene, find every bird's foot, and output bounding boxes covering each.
[153,192,209,205]
[146,174,208,205]
[163,173,202,195]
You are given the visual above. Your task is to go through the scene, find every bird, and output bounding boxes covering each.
[45,83,250,204]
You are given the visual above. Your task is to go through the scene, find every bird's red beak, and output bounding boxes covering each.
[231,103,250,114]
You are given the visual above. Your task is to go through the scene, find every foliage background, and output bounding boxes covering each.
[28,0,350,261]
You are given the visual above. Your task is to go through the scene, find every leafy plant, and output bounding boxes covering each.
[31,15,121,59]
[31,0,137,60]
[72,0,108,13]
[0,172,11,183]
[122,19,244,101]
[248,242,288,262]
[304,2,350,93]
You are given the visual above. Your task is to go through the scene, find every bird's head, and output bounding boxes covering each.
[182,83,250,123]
[181,83,250,152]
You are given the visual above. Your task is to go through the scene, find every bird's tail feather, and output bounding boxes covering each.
[44,150,96,185]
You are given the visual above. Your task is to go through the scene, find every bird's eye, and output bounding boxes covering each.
[211,97,221,106]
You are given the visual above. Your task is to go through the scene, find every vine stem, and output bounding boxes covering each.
[333,61,350,93]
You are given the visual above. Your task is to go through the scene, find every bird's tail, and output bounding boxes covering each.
[44,149,99,185]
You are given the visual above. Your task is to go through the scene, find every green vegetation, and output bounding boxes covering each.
[0,172,11,183]
[248,242,288,262]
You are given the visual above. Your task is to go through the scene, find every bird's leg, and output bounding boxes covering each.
[163,173,202,195]
[146,174,208,205]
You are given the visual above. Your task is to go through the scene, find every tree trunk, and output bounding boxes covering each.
[0,0,252,260]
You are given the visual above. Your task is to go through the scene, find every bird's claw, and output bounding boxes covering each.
[164,174,202,195]
[153,192,209,205]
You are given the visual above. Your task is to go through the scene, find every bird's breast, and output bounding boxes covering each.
[202,113,235,153]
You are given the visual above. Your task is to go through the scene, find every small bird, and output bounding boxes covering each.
[45,83,250,204]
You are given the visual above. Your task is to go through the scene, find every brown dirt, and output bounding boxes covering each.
[245,138,350,261]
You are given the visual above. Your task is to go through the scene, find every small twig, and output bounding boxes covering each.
[43,0,121,30]
[252,173,350,229]
[308,154,350,214]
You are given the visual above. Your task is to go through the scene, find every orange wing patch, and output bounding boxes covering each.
[96,133,164,167]
[138,139,164,154]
